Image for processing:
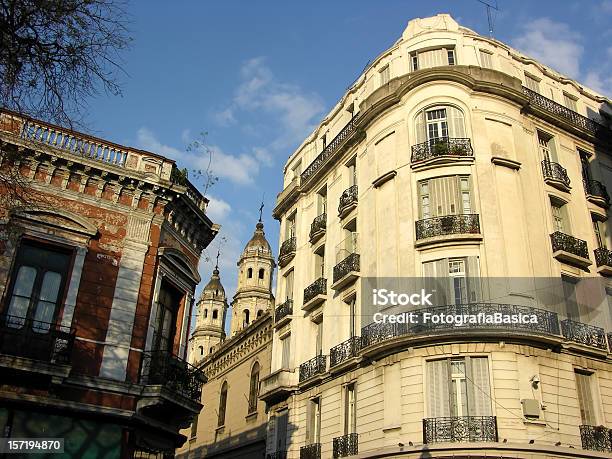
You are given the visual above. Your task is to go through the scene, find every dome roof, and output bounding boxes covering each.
[200,267,226,301]
[243,222,272,255]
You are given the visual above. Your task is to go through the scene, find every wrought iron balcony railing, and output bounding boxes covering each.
[550,231,589,259]
[584,179,611,206]
[333,253,360,284]
[580,425,612,452]
[594,247,612,267]
[304,278,327,305]
[415,214,480,240]
[0,315,75,365]
[309,213,327,241]
[301,114,361,185]
[360,303,561,348]
[330,336,361,368]
[522,87,611,138]
[266,451,288,459]
[333,433,358,458]
[275,299,293,324]
[560,319,607,350]
[300,443,321,459]
[299,355,327,382]
[423,416,498,444]
[541,160,571,188]
[140,350,207,402]
[338,185,358,216]
[278,237,296,267]
[411,137,473,163]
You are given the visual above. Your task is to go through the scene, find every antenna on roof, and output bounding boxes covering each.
[476,0,499,38]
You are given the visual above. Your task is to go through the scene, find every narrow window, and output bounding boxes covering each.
[575,370,597,425]
[281,335,291,368]
[314,245,325,279]
[247,267,253,278]
[284,269,294,301]
[258,268,265,279]
[199,346,204,356]
[248,362,260,414]
[218,382,228,427]
[275,409,289,452]
[550,199,567,234]
[447,49,455,65]
[212,309,218,320]
[286,214,296,239]
[538,131,557,163]
[479,50,492,69]
[525,73,540,93]
[562,275,580,321]
[419,182,431,219]
[411,53,419,71]
[204,308,208,318]
[448,259,467,305]
[317,187,327,215]
[257,309,263,318]
[243,309,250,327]
[592,215,607,249]
[154,281,182,352]
[190,414,199,439]
[379,65,390,85]
[564,93,578,112]
[460,177,472,214]
[344,383,357,435]
[315,319,323,356]
[308,397,322,444]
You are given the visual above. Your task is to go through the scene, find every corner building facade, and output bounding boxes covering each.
[262,14,612,459]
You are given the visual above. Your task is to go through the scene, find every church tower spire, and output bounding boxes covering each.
[189,260,228,364]
[230,220,275,335]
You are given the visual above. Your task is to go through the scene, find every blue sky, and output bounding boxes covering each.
[84,1,612,323]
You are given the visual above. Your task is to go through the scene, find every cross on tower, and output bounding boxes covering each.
[258,201,264,222]
[215,250,220,269]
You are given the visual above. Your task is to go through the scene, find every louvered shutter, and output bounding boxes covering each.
[435,258,450,306]
[447,106,466,138]
[548,138,559,162]
[277,410,288,450]
[427,359,451,417]
[415,111,426,144]
[466,357,492,416]
[423,261,437,306]
[466,256,482,302]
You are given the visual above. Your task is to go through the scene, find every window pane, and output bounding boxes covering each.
[12,266,37,297]
[7,266,37,325]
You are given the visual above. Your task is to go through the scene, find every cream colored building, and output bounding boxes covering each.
[261,14,612,459]
[177,221,276,458]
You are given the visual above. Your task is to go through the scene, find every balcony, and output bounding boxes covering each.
[330,336,361,369]
[338,185,358,219]
[584,179,610,208]
[139,350,206,404]
[361,303,561,349]
[300,443,321,459]
[522,87,612,142]
[0,315,75,378]
[299,355,327,384]
[560,319,608,351]
[541,160,571,192]
[303,278,327,311]
[274,299,293,328]
[423,416,498,443]
[415,214,481,247]
[309,213,327,243]
[332,253,360,290]
[410,137,474,169]
[580,425,612,452]
[333,433,358,458]
[259,369,297,404]
[594,247,612,276]
[266,452,288,459]
[278,237,296,268]
[550,231,591,269]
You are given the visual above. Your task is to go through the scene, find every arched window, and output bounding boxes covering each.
[213,309,218,319]
[243,309,250,327]
[209,347,213,354]
[247,268,253,278]
[248,362,260,414]
[414,105,466,145]
[199,346,204,356]
[258,268,265,279]
[204,308,208,318]
[257,309,263,318]
[218,382,228,427]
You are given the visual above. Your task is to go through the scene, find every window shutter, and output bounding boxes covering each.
[415,111,426,144]
[466,257,482,302]
[466,357,492,416]
[427,359,451,417]
[447,106,466,138]
[435,258,450,306]
[277,410,288,450]
[575,372,596,425]
[305,400,312,443]
[548,138,559,163]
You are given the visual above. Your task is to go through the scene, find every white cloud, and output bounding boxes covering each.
[215,57,325,150]
[512,18,583,78]
[136,127,262,185]
[206,195,232,222]
[584,72,612,97]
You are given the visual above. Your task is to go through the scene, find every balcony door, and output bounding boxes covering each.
[5,240,71,331]
[418,176,472,219]
[153,281,182,353]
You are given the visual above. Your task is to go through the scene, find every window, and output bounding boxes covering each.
[204,308,208,318]
[274,409,289,453]
[344,383,356,435]
[199,346,204,356]
[550,198,568,233]
[379,65,390,85]
[321,133,327,149]
[242,309,250,327]
[314,245,325,279]
[248,362,260,414]
[190,414,199,439]
[212,309,218,320]
[479,50,492,69]
[427,357,492,418]
[580,150,591,183]
[317,187,327,215]
[218,382,228,427]
[5,240,71,330]
[315,319,323,356]
[564,93,578,112]
[347,158,357,187]
[258,268,265,280]
[422,257,480,305]
[410,47,456,71]
[449,259,467,305]
[592,215,607,249]
[247,267,253,278]
[562,276,580,321]
[284,269,294,301]
[349,298,357,338]
[426,108,449,140]
[538,131,558,163]
[281,335,291,369]
[307,397,322,444]
[525,73,540,93]
[257,309,263,318]
[154,281,182,352]
[415,106,466,144]
[286,214,296,239]
[418,176,472,218]
[575,370,597,425]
